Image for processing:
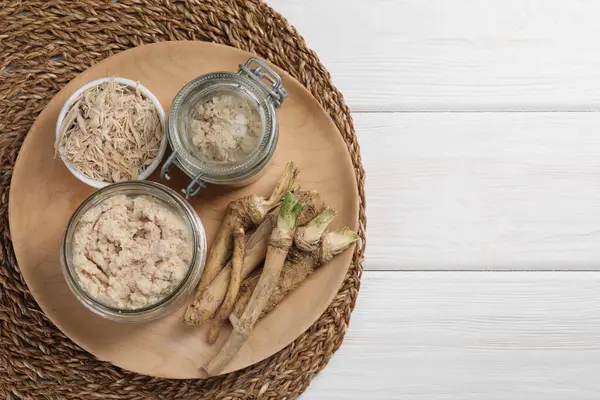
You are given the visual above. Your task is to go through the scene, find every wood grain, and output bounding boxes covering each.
[8,41,359,378]
[263,1,600,399]
[268,0,600,111]
[305,271,600,400]
[356,112,600,270]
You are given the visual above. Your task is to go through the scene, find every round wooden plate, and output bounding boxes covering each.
[8,41,359,379]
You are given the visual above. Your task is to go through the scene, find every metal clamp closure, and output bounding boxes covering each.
[185,172,207,198]
[239,57,288,108]
[161,151,206,198]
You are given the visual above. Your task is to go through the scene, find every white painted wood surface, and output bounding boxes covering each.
[308,272,600,400]
[358,113,600,271]
[272,0,600,112]
[264,0,600,398]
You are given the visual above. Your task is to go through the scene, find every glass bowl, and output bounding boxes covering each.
[60,181,206,322]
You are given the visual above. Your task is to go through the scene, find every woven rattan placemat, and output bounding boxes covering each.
[0,1,366,398]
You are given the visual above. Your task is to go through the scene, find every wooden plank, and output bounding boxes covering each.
[303,271,600,399]
[268,0,600,111]
[357,112,600,270]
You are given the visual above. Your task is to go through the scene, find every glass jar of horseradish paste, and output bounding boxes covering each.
[161,57,287,197]
[61,181,207,322]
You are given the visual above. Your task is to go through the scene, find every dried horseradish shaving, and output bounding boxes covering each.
[190,93,261,163]
[55,80,162,182]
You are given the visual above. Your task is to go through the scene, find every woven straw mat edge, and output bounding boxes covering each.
[0,1,366,399]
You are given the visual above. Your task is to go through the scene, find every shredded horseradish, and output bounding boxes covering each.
[189,93,261,163]
[55,80,162,182]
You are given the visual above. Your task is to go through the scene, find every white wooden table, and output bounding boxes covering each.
[267,1,600,399]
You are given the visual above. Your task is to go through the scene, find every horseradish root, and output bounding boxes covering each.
[183,162,298,326]
[200,161,297,289]
[205,192,303,376]
[293,189,325,227]
[186,215,275,324]
[232,224,358,320]
[294,208,337,252]
[207,227,245,344]
[206,190,326,342]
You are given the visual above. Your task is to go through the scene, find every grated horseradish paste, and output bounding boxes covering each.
[189,93,261,163]
[72,194,192,309]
